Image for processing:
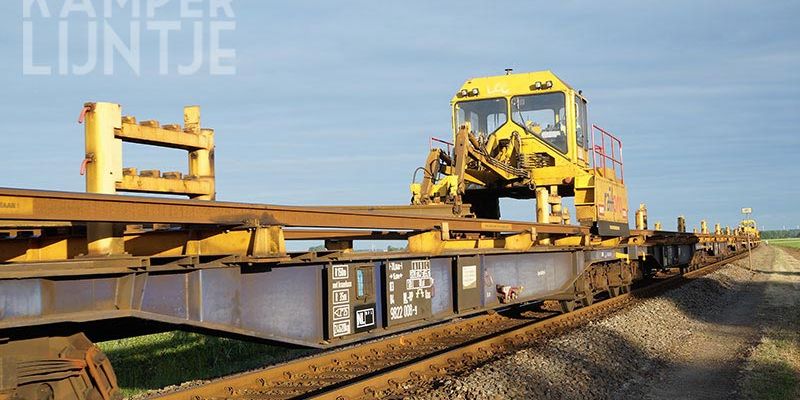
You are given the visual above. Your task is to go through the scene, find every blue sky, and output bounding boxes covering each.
[1,0,798,232]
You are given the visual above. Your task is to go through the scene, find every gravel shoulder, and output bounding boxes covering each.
[415,246,799,400]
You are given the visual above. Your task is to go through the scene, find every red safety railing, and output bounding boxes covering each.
[429,137,454,154]
[590,124,624,183]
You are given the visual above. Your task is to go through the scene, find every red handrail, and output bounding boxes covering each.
[77,105,93,124]
[590,124,624,183]
[429,137,454,154]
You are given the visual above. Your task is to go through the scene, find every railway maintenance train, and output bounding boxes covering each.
[0,70,757,400]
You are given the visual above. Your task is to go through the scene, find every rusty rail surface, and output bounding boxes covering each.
[0,188,585,235]
[148,308,556,400]
[146,251,748,400]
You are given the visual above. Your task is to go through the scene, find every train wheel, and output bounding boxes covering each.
[559,300,577,313]
[580,292,594,307]
[608,286,621,297]
[0,333,120,400]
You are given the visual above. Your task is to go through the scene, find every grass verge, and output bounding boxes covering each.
[739,251,800,400]
[740,327,800,399]
[769,238,800,249]
[98,331,314,398]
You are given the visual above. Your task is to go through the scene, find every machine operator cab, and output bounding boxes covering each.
[412,70,628,236]
[452,70,591,180]
[739,219,760,240]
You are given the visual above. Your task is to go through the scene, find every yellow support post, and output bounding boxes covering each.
[84,102,124,256]
[185,106,216,200]
[635,204,647,230]
[535,187,549,224]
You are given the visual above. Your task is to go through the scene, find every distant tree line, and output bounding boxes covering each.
[760,229,800,239]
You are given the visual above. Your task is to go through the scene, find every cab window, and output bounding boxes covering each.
[511,93,568,153]
[455,98,508,137]
[575,96,589,150]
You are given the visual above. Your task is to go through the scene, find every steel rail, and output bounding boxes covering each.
[1,225,407,241]
[0,187,586,234]
[147,309,552,400]
[145,251,748,400]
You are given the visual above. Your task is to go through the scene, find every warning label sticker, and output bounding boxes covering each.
[462,265,477,289]
[385,260,434,326]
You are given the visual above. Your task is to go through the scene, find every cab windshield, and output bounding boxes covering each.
[455,98,508,137]
[511,93,567,153]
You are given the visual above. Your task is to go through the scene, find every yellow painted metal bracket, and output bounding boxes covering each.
[117,174,213,197]
[116,119,212,151]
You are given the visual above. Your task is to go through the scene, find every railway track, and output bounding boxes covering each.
[149,252,748,400]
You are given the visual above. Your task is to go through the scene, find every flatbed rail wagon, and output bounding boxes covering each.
[0,71,757,400]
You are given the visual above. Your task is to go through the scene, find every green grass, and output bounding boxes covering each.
[769,238,800,249]
[98,331,315,398]
[741,327,800,400]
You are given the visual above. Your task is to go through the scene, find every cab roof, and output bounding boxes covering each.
[452,70,578,103]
